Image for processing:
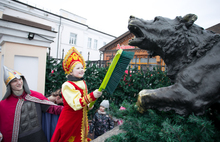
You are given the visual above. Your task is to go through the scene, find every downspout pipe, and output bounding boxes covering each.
[57,16,61,58]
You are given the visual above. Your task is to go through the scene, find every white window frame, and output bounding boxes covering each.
[87,37,92,49]
[69,33,77,45]
[93,39,98,49]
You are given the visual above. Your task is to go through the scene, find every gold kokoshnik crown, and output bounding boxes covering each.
[62,46,86,74]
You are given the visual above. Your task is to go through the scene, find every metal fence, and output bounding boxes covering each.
[47,56,167,73]
[47,48,167,73]
[86,60,167,73]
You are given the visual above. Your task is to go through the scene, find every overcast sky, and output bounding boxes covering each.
[23,0,220,37]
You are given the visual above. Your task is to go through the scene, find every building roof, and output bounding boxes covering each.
[206,23,220,34]
[99,31,131,51]
[2,14,53,32]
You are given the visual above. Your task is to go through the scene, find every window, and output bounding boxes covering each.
[140,58,148,63]
[87,38,92,48]
[140,57,156,63]
[149,58,157,63]
[132,58,139,63]
[69,33,77,45]
[93,39,98,49]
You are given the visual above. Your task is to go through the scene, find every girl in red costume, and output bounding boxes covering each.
[51,47,102,142]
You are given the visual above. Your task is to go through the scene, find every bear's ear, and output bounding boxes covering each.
[181,14,198,28]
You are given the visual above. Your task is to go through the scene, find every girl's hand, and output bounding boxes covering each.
[88,104,94,110]
[93,89,102,98]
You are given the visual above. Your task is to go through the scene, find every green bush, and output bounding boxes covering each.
[105,101,220,142]
[45,57,66,96]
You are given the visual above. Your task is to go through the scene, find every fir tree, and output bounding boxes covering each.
[106,101,220,142]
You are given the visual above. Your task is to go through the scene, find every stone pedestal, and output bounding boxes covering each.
[91,126,125,142]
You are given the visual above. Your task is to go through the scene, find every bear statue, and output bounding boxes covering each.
[128,14,220,116]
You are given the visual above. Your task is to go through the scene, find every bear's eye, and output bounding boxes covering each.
[153,17,159,22]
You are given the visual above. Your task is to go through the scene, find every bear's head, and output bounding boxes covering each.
[128,14,219,82]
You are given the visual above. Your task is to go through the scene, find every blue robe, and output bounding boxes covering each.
[42,112,59,142]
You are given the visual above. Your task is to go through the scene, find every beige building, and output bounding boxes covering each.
[0,14,56,99]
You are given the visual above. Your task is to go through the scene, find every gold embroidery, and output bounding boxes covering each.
[82,93,94,106]
[87,94,93,102]
[67,136,75,142]
[81,106,88,142]
[81,87,89,142]
[72,53,79,60]
[85,95,90,104]
[81,97,87,106]
[81,85,92,106]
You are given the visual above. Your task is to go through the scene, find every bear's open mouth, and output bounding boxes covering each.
[128,24,145,46]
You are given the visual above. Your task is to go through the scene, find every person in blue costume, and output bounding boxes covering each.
[42,89,63,142]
